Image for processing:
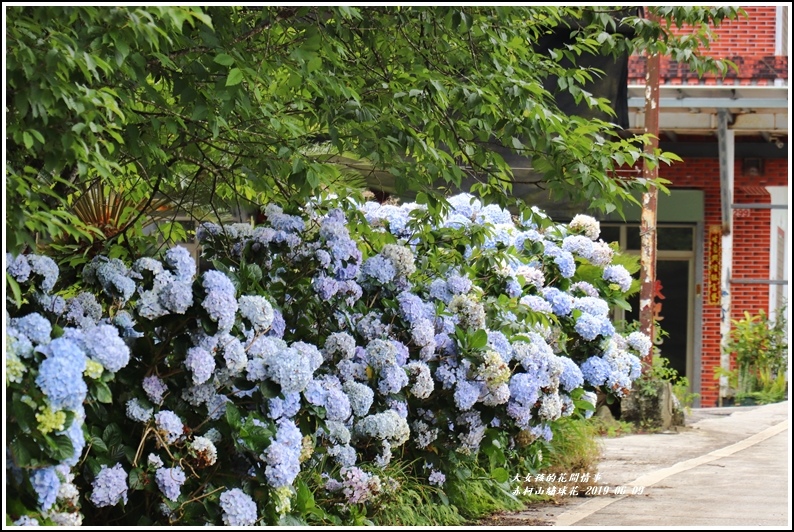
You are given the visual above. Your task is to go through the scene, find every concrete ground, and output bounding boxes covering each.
[508,400,791,528]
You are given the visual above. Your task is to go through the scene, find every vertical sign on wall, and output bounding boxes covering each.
[708,225,722,306]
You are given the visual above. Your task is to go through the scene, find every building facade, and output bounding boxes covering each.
[619,5,789,406]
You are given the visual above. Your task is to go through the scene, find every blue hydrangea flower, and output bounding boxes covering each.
[30,466,60,510]
[575,313,604,341]
[626,331,653,356]
[13,313,52,346]
[90,463,128,507]
[220,488,258,526]
[185,347,215,385]
[159,280,193,314]
[581,356,611,387]
[265,347,313,394]
[562,235,595,259]
[428,469,446,486]
[202,270,236,296]
[323,332,356,361]
[165,246,196,281]
[558,356,585,392]
[238,295,274,332]
[543,242,576,278]
[574,296,611,317]
[312,274,339,300]
[6,253,31,282]
[27,254,59,293]
[603,264,633,292]
[542,287,574,316]
[446,274,472,295]
[83,324,131,373]
[60,417,86,467]
[268,392,301,420]
[143,375,168,405]
[520,295,553,314]
[156,466,186,502]
[35,338,87,411]
[343,381,374,417]
[202,290,238,332]
[65,292,103,328]
[154,411,185,444]
[264,418,302,488]
[378,364,409,395]
[13,516,39,526]
[360,255,396,285]
[454,380,481,411]
[126,398,153,422]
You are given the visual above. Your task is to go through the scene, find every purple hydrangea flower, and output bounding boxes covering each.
[219,488,258,526]
[156,466,186,502]
[90,464,128,507]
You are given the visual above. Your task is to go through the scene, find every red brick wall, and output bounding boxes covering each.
[628,6,786,85]
[661,156,788,406]
[667,6,777,58]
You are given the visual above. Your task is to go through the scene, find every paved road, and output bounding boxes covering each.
[513,401,791,528]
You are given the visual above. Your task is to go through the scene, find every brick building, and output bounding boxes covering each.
[616,6,790,406]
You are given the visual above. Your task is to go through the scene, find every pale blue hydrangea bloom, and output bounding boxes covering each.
[356,312,388,341]
[428,469,446,486]
[538,393,563,421]
[156,466,186,502]
[447,193,481,219]
[27,254,59,293]
[589,241,614,266]
[92,257,138,302]
[574,313,604,341]
[237,295,274,332]
[35,338,87,411]
[520,295,553,314]
[396,291,433,323]
[558,356,585,392]
[265,347,313,394]
[30,466,60,510]
[570,281,599,297]
[13,516,39,526]
[220,335,247,375]
[342,381,374,417]
[508,373,541,407]
[268,392,301,420]
[159,279,193,314]
[626,331,653,356]
[446,274,472,295]
[60,417,86,467]
[126,398,153,422]
[360,255,396,285]
[64,292,102,328]
[35,293,67,316]
[581,356,611,387]
[328,444,357,467]
[478,203,512,225]
[143,375,168,404]
[453,380,481,411]
[561,235,595,259]
[264,418,302,488]
[165,246,196,282]
[323,332,356,360]
[487,330,513,363]
[83,324,130,373]
[90,463,128,507]
[378,364,409,395]
[542,242,576,278]
[355,410,410,446]
[603,264,633,292]
[6,253,31,282]
[202,290,238,332]
[574,296,611,317]
[220,488,258,526]
[12,313,51,345]
[429,278,452,303]
[406,361,434,399]
[154,410,185,444]
[542,287,574,316]
[185,347,215,385]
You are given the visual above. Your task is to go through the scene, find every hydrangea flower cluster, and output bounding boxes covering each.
[7,190,649,525]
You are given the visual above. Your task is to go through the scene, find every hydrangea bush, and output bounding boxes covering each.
[5,193,647,525]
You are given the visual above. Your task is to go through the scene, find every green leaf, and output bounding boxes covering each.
[214,53,235,66]
[6,273,23,309]
[470,328,488,350]
[226,403,242,430]
[225,67,244,86]
[91,381,113,403]
[491,467,509,483]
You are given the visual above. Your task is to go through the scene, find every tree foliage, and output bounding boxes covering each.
[6,5,741,261]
